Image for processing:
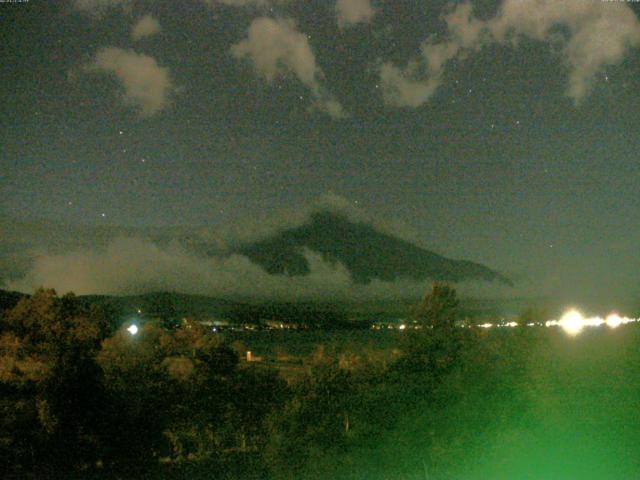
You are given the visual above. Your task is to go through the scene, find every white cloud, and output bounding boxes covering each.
[88,47,173,117]
[131,14,161,41]
[440,2,486,51]
[231,17,316,85]
[3,193,515,301]
[379,62,440,108]
[6,234,518,302]
[336,0,375,28]
[489,0,640,103]
[6,237,429,301]
[312,96,347,118]
[380,3,483,107]
[231,17,346,118]
[380,0,640,107]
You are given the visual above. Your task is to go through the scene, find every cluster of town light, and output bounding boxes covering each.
[545,309,638,336]
[474,309,638,336]
[127,310,638,338]
[386,309,638,336]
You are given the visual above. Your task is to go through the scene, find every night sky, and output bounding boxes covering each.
[2,0,640,304]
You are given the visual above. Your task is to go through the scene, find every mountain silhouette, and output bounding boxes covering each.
[238,211,512,286]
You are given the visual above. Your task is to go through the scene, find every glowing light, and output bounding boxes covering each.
[558,309,585,336]
[127,324,138,335]
[372,308,638,333]
[605,313,633,328]
[543,309,639,336]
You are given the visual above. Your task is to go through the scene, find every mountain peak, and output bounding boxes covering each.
[238,209,512,286]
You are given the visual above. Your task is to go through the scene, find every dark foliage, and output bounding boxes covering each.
[0,283,558,480]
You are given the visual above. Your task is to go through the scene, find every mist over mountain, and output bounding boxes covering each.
[0,200,512,301]
[238,210,512,286]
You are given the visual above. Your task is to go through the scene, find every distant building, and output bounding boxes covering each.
[245,351,263,362]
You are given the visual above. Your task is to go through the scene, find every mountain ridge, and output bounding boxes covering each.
[238,210,512,286]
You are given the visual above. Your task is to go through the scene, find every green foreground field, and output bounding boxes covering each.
[231,326,640,479]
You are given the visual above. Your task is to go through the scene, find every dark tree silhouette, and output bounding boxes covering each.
[415,282,459,331]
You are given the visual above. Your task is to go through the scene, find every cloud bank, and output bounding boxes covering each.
[381,0,640,106]
[231,17,346,118]
[6,237,435,301]
[6,236,517,302]
[3,192,517,301]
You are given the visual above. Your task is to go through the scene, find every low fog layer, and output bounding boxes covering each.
[2,194,515,301]
[5,236,514,302]
[3,193,640,310]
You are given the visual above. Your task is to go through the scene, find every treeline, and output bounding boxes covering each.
[0,285,540,479]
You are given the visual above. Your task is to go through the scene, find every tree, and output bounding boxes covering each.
[415,282,459,331]
[397,282,463,379]
[224,366,288,453]
[263,345,380,479]
[97,320,241,467]
[0,288,107,476]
